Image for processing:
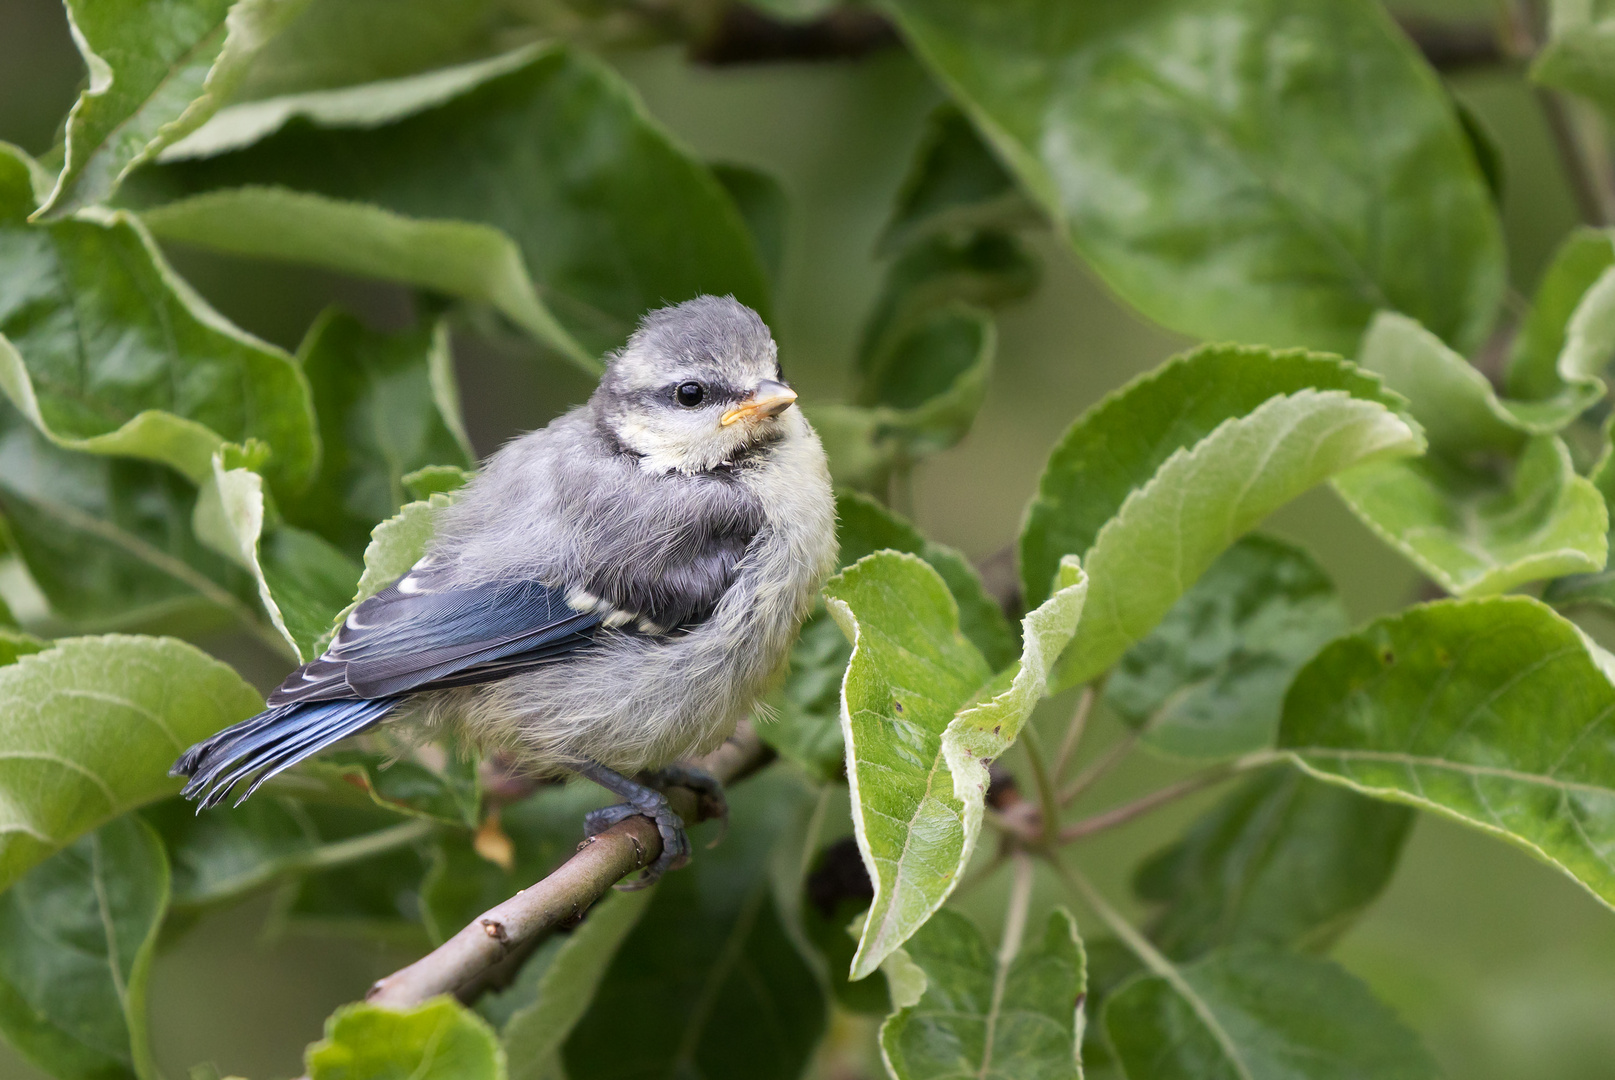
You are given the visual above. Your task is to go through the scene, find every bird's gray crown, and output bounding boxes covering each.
[600,295,778,397]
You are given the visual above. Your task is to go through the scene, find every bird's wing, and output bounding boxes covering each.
[267,561,603,705]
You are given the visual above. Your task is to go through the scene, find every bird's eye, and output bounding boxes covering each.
[675,382,705,407]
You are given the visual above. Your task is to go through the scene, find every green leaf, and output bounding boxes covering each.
[142,43,771,361]
[884,0,1505,356]
[563,769,826,1080]
[1,147,318,492]
[0,635,262,893]
[194,449,361,660]
[1545,418,1615,609]
[857,230,1036,375]
[145,795,430,912]
[282,309,472,557]
[1280,596,1615,910]
[712,162,789,294]
[1020,345,1421,689]
[1107,535,1348,760]
[1332,435,1607,597]
[0,814,168,1080]
[811,304,996,490]
[499,889,653,1080]
[307,997,504,1080]
[1104,947,1439,1080]
[279,809,433,941]
[1134,766,1413,960]
[829,552,1086,978]
[1533,1,1615,120]
[0,409,266,635]
[303,748,477,828]
[837,491,1017,669]
[0,631,47,668]
[351,491,451,603]
[1505,226,1615,401]
[1358,311,1596,452]
[881,907,1086,1080]
[38,0,307,215]
[879,103,1037,255]
[138,186,591,371]
[766,613,854,784]
[402,464,470,501]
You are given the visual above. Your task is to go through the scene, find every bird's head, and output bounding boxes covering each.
[594,296,801,474]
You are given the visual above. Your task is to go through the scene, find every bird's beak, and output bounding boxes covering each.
[721,379,797,426]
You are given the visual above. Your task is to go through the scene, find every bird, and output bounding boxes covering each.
[171,295,838,885]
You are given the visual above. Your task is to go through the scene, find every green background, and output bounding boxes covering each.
[1,0,1610,1077]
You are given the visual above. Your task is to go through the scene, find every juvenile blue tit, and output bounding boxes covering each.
[172,296,838,884]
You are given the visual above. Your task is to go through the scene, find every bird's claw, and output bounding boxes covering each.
[583,789,690,889]
[646,763,728,847]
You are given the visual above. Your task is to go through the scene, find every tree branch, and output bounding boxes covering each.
[365,722,774,1009]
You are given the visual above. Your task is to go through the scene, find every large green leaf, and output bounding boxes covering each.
[1545,419,1615,609]
[38,0,306,216]
[1107,535,1348,760]
[1104,947,1439,1080]
[141,43,771,360]
[1,146,318,493]
[1280,597,1615,910]
[1508,226,1615,402]
[829,552,1086,979]
[884,0,1505,356]
[0,635,262,892]
[712,162,789,294]
[1134,766,1413,960]
[1534,1,1615,120]
[1020,345,1421,690]
[1332,435,1607,597]
[0,410,266,635]
[282,309,471,555]
[307,997,504,1080]
[0,815,168,1080]
[880,907,1086,1080]
[563,769,826,1080]
[879,103,1037,255]
[499,890,653,1080]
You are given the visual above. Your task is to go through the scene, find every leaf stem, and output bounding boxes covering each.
[1056,751,1283,844]
[1059,730,1138,807]
[1019,725,1063,845]
[1053,684,1097,780]
[1048,856,1256,1080]
[979,854,1034,1079]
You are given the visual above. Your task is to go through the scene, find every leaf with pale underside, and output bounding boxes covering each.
[38,0,307,216]
[1533,1,1615,122]
[1509,227,1615,402]
[1134,766,1413,960]
[829,551,1086,979]
[1104,947,1439,1080]
[1279,596,1615,911]
[880,908,1086,1080]
[194,448,360,661]
[1020,345,1421,691]
[0,635,262,893]
[1,145,318,493]
[139,44,770,362]
[1107,535,1348,760]
[1332,435,1607,597]
[307,997,505,1080]
[0,814,168,1080]
[884,0,1504,356]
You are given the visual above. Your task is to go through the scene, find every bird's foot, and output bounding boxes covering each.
[645,763,728,847]
[574,760,691,888]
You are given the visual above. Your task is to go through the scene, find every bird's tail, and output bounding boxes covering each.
[170,697,398,808]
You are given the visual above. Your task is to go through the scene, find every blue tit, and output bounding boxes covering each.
[172,296,838,885]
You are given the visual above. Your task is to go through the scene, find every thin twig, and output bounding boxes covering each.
[1053,685,1096,780]
[979,855,1034,1074]
[1055,752,1282,844]
[365,722,773,1008]
[1018,726,1063,845]
[1058,730,1138,807]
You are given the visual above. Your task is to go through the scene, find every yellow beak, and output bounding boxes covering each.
[721,380,798,426]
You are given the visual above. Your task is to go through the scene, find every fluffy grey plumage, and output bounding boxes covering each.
[173,295,837,880]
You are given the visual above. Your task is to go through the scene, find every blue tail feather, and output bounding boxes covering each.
[173,698,398,808]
